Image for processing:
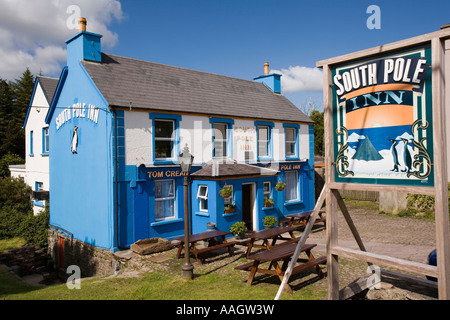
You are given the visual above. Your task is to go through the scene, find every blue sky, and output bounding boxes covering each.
[1,0,450,112]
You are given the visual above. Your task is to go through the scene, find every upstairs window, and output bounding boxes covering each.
[257,126,270,157]
[29,131,34,156]
[154,119,174,160]
[285,127,296,157]
[213,123,228,158]
[42,127,49,154]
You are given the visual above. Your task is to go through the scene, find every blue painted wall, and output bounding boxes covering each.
[47,32,115,250]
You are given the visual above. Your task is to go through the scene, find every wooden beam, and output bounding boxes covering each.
[331,246,439,278]
[431,36,450,300]
[329,182,436,196]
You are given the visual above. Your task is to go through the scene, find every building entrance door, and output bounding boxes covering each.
[242,183,254,230]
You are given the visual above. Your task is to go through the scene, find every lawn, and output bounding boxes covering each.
[0,238,328,300]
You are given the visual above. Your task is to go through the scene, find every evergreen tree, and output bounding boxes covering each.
[0,78,14,158]
[309,110,324,156]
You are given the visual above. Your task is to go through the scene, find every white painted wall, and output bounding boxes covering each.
[9,82,50,214]
[124,111,311,167]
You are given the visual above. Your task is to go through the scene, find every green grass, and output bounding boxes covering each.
[0,238,27,253]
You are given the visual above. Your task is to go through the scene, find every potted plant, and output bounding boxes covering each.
[264,198,274,207]
[224,203,236,214]
[275,181,286,191]
[230,221,247,239]
[263,216,278,229]
[219,186,233,198]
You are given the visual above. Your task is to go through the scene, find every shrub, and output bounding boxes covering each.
[263,216,278,227]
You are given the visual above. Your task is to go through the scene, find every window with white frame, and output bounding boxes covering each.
[257,126,270,157]
[213,123,228,158]
[223,185,233,205]
[197,185,208,212]
[155,179,175,220]
[154,119,175,160]
[285,171,299,202]
[263,181,271,200]
[285,127,296,157]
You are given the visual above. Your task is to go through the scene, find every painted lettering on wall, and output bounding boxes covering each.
[147,169,187,179]
[234,127,255,151]
[55,102,100,130]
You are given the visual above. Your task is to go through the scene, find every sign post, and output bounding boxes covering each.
[317,28,450,300]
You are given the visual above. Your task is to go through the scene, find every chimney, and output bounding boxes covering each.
[253,62,282,93]
[78,17,87,32]
[65,18,102,64]
[264,62,269,75]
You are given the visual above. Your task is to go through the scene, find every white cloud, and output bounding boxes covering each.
[271,65,323,93]
[0,0,123,80]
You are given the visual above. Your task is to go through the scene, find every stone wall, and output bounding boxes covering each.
[47,229,117,278]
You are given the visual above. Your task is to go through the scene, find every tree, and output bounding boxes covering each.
[0,68,35,159]
[309,110,324,156]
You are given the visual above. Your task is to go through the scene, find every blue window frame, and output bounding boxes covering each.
[42,127,49,155]
[255,121,274,160]
[34,182,44,207]
[209,117,234,158]
[29,131,34,156]
[283,123,300,160]
[150,113,181,164]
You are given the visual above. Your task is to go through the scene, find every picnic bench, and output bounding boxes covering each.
[244,225,301,257]
[235,242,326,293]
[174,230,238,264]
[280,210,326,228]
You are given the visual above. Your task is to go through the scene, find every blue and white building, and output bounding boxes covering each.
[46,21,315,252]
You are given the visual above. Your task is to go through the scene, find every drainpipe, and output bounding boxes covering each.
[112,107,128,251]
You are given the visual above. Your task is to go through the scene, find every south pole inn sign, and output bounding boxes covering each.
[331,45,434,186]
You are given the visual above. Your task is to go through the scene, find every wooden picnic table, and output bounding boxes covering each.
[235,242,326,293]
[174,230,238,264]
[244,225,301,257]
[281,210,326,228]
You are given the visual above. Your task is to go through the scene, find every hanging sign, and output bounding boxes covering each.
[332,44,434,186]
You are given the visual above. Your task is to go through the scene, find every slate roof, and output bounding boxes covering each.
[190,159,279,179]
[37,76,59,104]
[81,53,314,124]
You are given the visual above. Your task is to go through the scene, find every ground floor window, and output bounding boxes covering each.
[263,181,271,200]
[155,179,175,220]
[285,171,298,202]
[197,185,208,212]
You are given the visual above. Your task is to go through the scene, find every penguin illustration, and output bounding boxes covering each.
[389,139,399,172]
[401,138,412,173]
[71,126,78,154]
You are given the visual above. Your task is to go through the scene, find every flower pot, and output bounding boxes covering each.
[275,186,285,191]
[264,203,273,208]
[234,233,245,240]
[224,208,235,214]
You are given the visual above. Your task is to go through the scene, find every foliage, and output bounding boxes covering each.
[264,198,274,206]
[406,183,450,214]
[262,215,277,227]
[229,221,247,235]
[224,203,236,211]
[309,110,324,156]
[0,69,35,159]
[275,181,286,191]
[0,176,49,249]
[0,153,25,177]
[219,186,233,198]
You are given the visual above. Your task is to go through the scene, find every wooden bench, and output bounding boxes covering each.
[195,241,238,256]
[235,242,326,293]
[280,210,326,228]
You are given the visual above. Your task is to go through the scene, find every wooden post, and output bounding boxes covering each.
[323,64,340,300]
[431,37,450,299]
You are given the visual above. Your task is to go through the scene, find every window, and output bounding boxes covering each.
[213,123,227,157]
[257,126,269,157]
[197,185,208,212]
[42,127,49,154]
[283,123,299,159]
[285,127,296,157]
[29,131,34,156]
[223,185,233,205]
[155,179,175,220]
[255,121,274,160]
[263,182,271,200]
[154,120,174,160]
[285,171,298,202]
[35,182,43,191]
